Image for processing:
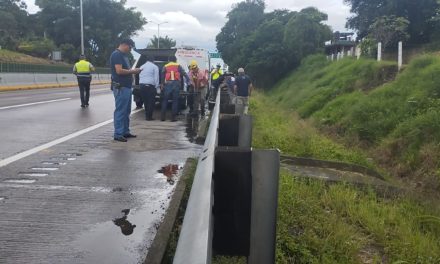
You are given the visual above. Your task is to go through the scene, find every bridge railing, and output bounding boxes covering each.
[173,89,279,264]
[173,90,220,264]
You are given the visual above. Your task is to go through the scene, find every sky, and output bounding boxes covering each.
[23,0,352,52]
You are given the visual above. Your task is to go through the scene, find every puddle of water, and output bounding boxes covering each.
[113,209,136,236]
[31,167,59,171]
[18,172,49,177]
[72,202,165,264]
[4,179,36,184]
[157,164,182,185]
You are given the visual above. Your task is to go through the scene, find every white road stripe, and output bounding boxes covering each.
[0,98,71,110]
[0,108,143,168]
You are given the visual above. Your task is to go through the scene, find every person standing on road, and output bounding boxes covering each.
[139,56,159,121]
[225,72,236,104]
[210,63,223,98]
[160,57,189,122]
[110,39,142,142]
[73,54,95,108]
[234,67,253,115]
[189,60,209,117]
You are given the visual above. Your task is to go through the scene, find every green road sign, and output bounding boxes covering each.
[209,52,222,59]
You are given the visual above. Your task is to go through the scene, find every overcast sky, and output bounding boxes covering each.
[24,0,351,52]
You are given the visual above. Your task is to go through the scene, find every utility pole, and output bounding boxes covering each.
[80,0,84,55]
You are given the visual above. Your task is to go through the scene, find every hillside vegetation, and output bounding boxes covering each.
[269,54,440,190]
[0,49,62,65]
[250,93,440,263]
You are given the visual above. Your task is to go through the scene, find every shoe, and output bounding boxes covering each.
[171,118,177,122]
[124,133,137,138]
[146,117,155,121]
[85,104,89,107]
[114,137,127,142]
[81,105,85,108]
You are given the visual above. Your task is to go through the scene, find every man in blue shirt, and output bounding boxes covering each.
[234,67,253,115]
[139,55,159,121]
[110,39,142,142]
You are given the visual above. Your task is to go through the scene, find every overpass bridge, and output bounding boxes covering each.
[0,84,280,264]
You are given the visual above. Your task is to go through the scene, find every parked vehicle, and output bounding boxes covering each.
[132,47,210,110]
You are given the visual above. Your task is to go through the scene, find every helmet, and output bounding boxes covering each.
[238,68,245,73]
[190,60,198,69]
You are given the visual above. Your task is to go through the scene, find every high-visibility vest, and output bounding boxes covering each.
[75,60,92,78]
[164,62,181,81]
[211,68,223,80]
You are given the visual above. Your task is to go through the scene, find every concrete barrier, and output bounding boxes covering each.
[0,73,111,91]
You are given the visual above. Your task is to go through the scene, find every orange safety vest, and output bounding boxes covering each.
[164,62,181,81]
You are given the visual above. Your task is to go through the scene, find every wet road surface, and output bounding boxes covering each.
[0,86,203,263]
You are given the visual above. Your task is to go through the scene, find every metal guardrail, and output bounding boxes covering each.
[173,90,220,264]
[0,62,110,74]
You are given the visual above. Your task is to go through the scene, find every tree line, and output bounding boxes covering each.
[0,0,148,66]
[216,0,332,88]
[217,0,440,88]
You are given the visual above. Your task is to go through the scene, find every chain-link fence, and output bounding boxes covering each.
[0,62,110,74]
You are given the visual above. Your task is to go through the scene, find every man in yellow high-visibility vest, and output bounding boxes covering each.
[73,54,95,108]
[210,63,223,99]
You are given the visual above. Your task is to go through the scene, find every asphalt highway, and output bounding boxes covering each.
[0,85,202,263]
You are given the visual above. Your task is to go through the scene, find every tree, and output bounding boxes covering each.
[0,0,34,49]
[147,35,176,49]
[35,0,146,65]
[216,0,266,67]
[368,16,409,49]
[344,0,439,44]
[284,7,332,63]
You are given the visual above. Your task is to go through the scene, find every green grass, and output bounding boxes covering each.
[268,54,440,189]
[249,93,440,263]
[251,92,374,168]
[0,49,57,64]
[277,171,440,264]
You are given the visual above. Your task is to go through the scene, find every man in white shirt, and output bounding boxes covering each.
[139,56,160,120]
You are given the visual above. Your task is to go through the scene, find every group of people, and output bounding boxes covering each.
[73,38,253,142]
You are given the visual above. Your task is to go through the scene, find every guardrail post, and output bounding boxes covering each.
[249,150,280,264]
[218,114,252,147]
[213,147,252,256]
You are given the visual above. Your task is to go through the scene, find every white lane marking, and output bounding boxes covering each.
[0,108,143,168]
[0,98,71,110]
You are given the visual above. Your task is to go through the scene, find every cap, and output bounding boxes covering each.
[120,39,135,48]
[216,64,221,68]
[238,68,245,73]
[79,54,85,59]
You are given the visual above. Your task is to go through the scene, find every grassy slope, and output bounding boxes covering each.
[250,93,440,263]
[269,54,440,190]
[0,49,61,65]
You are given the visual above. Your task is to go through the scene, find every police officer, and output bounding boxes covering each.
[160,56,189,122]
[73,54,95,108]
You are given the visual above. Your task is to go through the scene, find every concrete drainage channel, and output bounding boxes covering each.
[280,155,402,195]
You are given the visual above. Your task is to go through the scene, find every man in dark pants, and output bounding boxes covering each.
[139,55,159,120]
[73,54,95,108]
[110,39,142,142]
[160,57,189,122]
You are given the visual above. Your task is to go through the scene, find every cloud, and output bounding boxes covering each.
[24,0,352,51]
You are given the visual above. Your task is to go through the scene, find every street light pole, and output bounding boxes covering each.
[149,21,168,49]
[80,0,84,55]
